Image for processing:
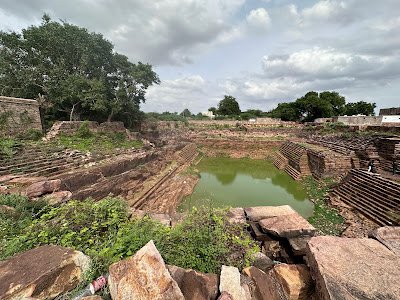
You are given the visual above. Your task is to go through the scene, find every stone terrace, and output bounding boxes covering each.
[331,169,400,226]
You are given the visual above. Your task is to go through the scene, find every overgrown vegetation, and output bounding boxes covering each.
[53,122,143,153]
[0,195,258,280]
[303,176,345,236]
[0,138,20,158]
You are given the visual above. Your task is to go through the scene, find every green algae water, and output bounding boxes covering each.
[179,157,314,218]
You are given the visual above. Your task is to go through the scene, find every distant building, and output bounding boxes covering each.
[201,111,215,119]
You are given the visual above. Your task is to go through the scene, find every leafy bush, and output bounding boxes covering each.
[1,197,258,278]
[0,194,48,254]
[76,121,93,138]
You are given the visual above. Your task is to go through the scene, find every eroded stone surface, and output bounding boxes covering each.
[43,190,72,205]
[226,207,246,225]
[219,265,245,300]
[288,236,312,256]
[273,264,314,300]
[242,266,280,300]
[306,236,400,300]
[244,205,295,222]
[370,226,400,255]
[259,213,316,238]
[109,240,184,300]
[0,245,90,300]
[167,265,219,300]
[25,179,61,198]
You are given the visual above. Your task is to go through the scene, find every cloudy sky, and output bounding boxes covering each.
[0,0,399,113]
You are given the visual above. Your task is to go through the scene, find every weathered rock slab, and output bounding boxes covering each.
[167,265,219,300]
[306,236,400,300]
[244,205,295,222]
[0,245,90,300]
[25,179,61,198]
[219,265,245,300]
[370,226,400,255]
[288,236,312,256]
[108,240,184,300]
[259,213,316,238]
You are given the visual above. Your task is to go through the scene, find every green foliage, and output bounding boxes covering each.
[217,95,241,116]
[76,121,93,138]
[343,101,376,116]
[302,176,345,236]
[0,138,19,157]
[0,194,48,254]
[55,131,143,153]
[266,91,375,122]
[0,15,159,126]
[18,129,43,141]
[1,197,258,278]
[180,109,193,118]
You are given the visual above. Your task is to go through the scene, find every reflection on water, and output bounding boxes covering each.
[178,157,314,218]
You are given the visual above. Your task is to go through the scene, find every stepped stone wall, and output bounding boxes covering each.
[307,149,353,179]
[0,96,42,136]
[45,121,133,140]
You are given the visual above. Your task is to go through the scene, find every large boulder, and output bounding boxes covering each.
[370,226,400,255]
[0,245,90,300]
[25,179,61,198]
[167,265,219,300]
[259,212,316,238]
[219,266,245,300]
[108,240,184,300]
[306,236,400,300]
[244,205,295,222]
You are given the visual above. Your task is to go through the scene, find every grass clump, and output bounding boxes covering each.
[56,131,143,153]
[1,196,258,280]
[302,176,345,236]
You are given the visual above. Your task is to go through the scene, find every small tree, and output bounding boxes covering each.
[217,95,241,116]
[180,109,192,118]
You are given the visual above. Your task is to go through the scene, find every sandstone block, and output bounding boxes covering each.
[25,179,61,198]
[370,226,400,255]
[259,213,316,238]
[167,265,219,300]
[273,264,314,300]
[244,205,295,222]
[226,207,247,225]
[219,266,245,300]
[251,252,274,273]
[108,240,184,300]
[43,190,72,205]
[306,236,400,300]
[0,245,90,299]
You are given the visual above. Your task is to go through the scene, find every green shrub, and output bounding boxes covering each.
[1,197,258,278]
[76,121,93,138]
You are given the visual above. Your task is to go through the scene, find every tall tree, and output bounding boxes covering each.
[0,14,159,126]
[180,108,192,117]
[217,95,241,116]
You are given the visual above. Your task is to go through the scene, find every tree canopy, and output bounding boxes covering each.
[267,91,376,122]
[217,95,241,116]
[0,15,159,127]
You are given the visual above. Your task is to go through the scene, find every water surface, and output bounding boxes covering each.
[179,157,314,218]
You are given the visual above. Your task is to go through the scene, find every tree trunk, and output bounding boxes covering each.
[107,110,114,122]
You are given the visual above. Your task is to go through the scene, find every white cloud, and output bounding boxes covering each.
[302,0,346,20]
[262,47,399,81]
[246,8,271,31]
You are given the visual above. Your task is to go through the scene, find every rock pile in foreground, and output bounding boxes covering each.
[0,206,399,300]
